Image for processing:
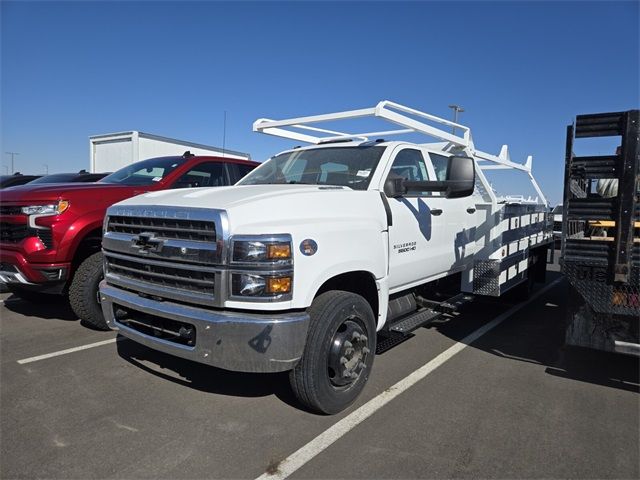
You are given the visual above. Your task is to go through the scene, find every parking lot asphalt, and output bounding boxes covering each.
[1,259,638,479]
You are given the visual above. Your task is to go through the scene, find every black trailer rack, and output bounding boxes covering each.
[561,110,639,354]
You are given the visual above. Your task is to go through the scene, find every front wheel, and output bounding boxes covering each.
[69,252,108,330]
[289,290,376,414]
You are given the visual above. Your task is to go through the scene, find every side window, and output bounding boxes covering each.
[429,153,449,181]
[387,148,430,182]
[172,162,227,189]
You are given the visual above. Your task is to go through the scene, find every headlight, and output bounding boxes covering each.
[21,200,69,216]
[231,235,292,264]
[231,273,292,297]
[229,235,293,301]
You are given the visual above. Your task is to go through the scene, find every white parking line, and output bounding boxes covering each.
[257,277,563,480]
[17,338,119,365]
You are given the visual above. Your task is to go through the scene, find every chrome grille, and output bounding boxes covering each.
[107,254,215,294]
[103,206,226,307]
[107,215,215,242]
[104,252,219,307]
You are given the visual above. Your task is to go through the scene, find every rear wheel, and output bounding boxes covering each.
[69,252,108,330]
[289,290,376,414]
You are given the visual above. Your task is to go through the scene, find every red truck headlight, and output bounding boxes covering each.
[21,200,69,216]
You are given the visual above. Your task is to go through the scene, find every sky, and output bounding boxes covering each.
[1,0,638,205]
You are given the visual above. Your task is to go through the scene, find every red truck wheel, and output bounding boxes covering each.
[69,252,109,330]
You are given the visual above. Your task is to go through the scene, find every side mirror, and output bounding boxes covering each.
[403,155,475,198]
[384,176,406,198]
[444,155,475,198]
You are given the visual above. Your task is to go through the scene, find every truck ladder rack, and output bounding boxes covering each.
[254,100,547,205]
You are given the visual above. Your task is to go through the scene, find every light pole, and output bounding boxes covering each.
[222,110,227,157]
[43,164,49,174]
[448,105,465,135]
[5,152,19,174]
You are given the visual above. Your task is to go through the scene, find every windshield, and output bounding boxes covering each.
[100,157,185,186]
[237,146,385,190]
[28,173,78,184]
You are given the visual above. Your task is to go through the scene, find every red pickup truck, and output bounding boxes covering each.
[0,152,257,329]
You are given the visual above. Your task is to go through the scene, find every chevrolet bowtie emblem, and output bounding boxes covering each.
[131,232,165,254]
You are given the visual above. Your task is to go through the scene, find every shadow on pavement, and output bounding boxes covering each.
[3,295,78,321]
[116,336,302,408]
[432,275,639,394]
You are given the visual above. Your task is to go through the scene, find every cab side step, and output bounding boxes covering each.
[376,293,474,354]
[414,292,475,315]
[389,308,442,334]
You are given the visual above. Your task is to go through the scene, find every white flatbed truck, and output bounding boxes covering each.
[99,101,552,413]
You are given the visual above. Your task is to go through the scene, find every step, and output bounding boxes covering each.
[376,331,413,354]
[389,308,442,334]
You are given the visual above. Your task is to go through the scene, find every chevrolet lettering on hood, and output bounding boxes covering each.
[110,207,193,220]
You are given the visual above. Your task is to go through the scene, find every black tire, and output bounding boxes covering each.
[7,286,58,303]
[69,252,108,330]
[289,290,376,414]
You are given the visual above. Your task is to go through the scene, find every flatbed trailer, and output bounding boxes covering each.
[561,110,640,355]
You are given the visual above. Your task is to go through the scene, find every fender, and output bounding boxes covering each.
[57,210,105,263]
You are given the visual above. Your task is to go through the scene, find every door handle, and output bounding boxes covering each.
[431,209,443,216]
[466,207,476,214]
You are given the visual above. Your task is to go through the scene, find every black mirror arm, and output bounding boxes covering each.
[404,181,448,192]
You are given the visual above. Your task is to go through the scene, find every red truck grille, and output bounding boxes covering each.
[0,223,29,243]
[0,222,52,248]
[0,206,23,215]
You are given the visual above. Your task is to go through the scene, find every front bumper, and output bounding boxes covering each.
[99,281,310,373]
[0,248,69,293]
[0,267,34,285]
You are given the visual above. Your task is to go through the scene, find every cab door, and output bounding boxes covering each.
[425,151,478,273]
[385,147,452,291]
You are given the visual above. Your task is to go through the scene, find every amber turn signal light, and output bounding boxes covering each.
[266,276,292,294]
[267,243,291,259]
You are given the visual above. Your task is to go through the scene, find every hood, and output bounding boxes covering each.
[0,182,137,203]
[127,184,336,208]
[113,184,387,234]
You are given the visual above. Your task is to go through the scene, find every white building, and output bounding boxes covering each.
[89,131,251,173]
